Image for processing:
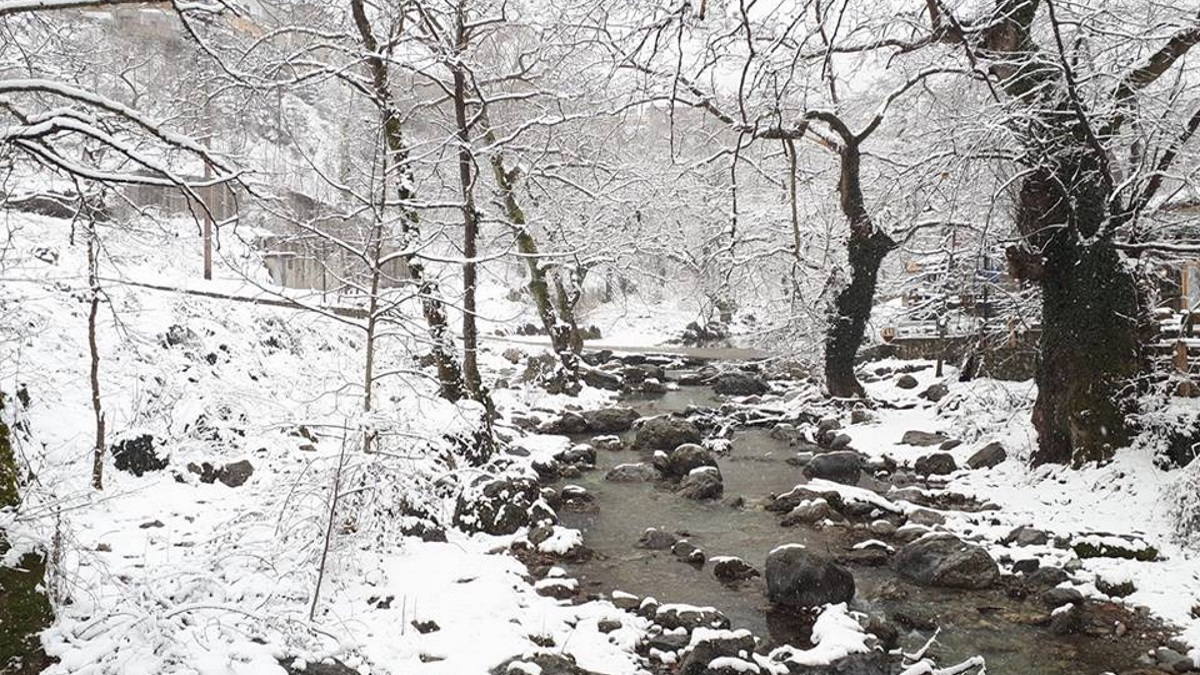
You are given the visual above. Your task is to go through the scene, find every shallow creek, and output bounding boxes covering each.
[554,384,1162,674]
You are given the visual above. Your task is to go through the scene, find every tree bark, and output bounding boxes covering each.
[482,113,581,390]
[87,221,105,490]
[1012,167,1143,466]
[350,0,464,403]
[825,228,895,397]
[451,7,482,400]
[811,113,897,398]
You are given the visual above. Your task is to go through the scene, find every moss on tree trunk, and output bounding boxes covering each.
[0,395,53,673]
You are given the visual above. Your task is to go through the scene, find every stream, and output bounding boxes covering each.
[552,380,1164,674]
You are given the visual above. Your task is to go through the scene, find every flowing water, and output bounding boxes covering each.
[555,384,1165,674]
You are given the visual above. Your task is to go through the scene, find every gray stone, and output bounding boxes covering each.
[636,417,702,450]
[765,545,855,608]
[1027,566,1071,587]
[892,534,999,589]
[768,486,844,513]
[453,476,551,536]
[654,605,730,631]
[605,463,660,483]
[540,412,589,435]
[636,528,679,550]
[592,435,625,452]
[217,459,254,487]
[803,451,863,485]
[895,374,919,389]
[920,382,950,402]
[555,443,596,466]
[713,372,769,396]
[582,407,640,432]
[781,499,842,526]
[906,508,945,527]
[1039,585,1083,606]
[582,368,623,391]
[966,441,1008,469]
[679,630,757,675]
[1003,526,1050,547]
[678,467,724,500]
[829,433,853,450]
[913,453,957,476]
[1012,559,1041,575]
[665,444,719,479]
[901,430,950,447]
[939,438,963,451]
[1049,602,1083,635]
[712,557,759,583]
[489,653,603,675]
[672,540,705,564]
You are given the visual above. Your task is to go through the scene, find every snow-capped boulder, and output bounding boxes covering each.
[665,443,718,479]
[581,407,640,432]
[802,451,863,486]
[712,371,768,396]
[636,416,702,450]
[913,452,957,476]
[765,544,855,608]
[678,466,724,500]
[605,463,660,483]
[453,476,553,536]
[892,534,999,589]
[712,557,759,583]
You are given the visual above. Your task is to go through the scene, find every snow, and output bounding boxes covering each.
[0,212,650,675]
[765,604,869,667]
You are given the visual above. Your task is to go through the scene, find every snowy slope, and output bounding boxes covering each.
[0,211,646,675]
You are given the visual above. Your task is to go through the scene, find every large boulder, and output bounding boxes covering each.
[900,430,950,447]
[966,441,1007,469]
[582,407,640,433]
[713,372,769,396]
[803,451,863,486]
[605,463,660,483]
[664,444,718,479]
[892,534,999,589]
[678,466,723,500]
[913,453,957,476]
[636,416,702,450]
[453,476,553,535]
[765,544,855,609]
[582,368,623,391]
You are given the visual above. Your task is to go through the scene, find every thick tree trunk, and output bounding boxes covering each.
[825,229,895,398]
[1033,243,1141,465]
[1015,169,1143,466]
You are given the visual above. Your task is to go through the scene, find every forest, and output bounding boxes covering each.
[2,1,1200,674]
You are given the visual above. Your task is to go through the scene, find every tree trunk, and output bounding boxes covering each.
[483,115,580,389]
[87,222,105,490]
[451,14,482,400]
[351,0,464,403]
[1014,168,1144,466]
[811,117,897,398]
[825,229,895,398]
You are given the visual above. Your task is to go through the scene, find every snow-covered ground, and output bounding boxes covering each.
[830,360,1200,663]
[0,212,667,675]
